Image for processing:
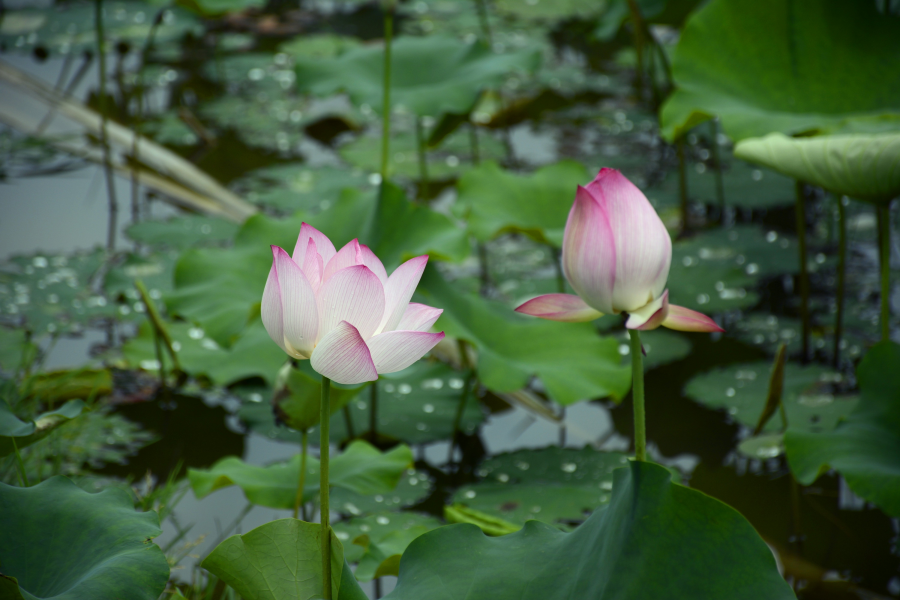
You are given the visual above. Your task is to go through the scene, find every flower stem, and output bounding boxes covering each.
[628,329,646,462]
[447,370,475,465]
[833,197,847,367]
[676,137,688,233]
[95,0,118,252]
[878,204,892,342]
[415,116,429,201]
[320,376,332,599]
[379,9,393,182]
[293,429,308,519]
[795,182,810,362]
[709,119,726,224]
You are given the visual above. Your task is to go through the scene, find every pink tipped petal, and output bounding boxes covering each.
[625,290,669,331]
[323,239,363,283]
[379,255,429,333]
[301,238,323,293]
[292,222,336,267]
[273,246,318,358]
[261,259,287,354]
[359,244,388,285]
[366,330,446,374]
[562,186,617,314]
[587,169,672,312]
[515,293,604,323]
[662,304,724,333]
[317,264,385,341]
[396,303,443,332]
[310,321,378,384]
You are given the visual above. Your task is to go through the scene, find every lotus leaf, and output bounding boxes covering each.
[0,476,169,600]
[0,326,37,372]
[785,341,900,517]
[0,398,85,457]
[125,215,239,250]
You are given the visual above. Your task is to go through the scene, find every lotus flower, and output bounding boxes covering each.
[516,168,723,333]
[262,223,445,384]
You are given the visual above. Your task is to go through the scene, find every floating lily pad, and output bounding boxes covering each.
[452,446,634,527]
[786,341,900,518]
[661,0,900,141]
[454,160,589,246]
[334,512,444,581]
[418,267,633,405]
[125,216,239,250]
[611,328,692,371]
[732,314,804,354]
[685,361,857,435]
[494,0,606,21]
[188,440,413,509]
[330,467,434,516]
[233,164,375,213]
[140,111,199,147]
[0,399,85,457]
[737,432,785,460]
[0,475,169,600]
[274,361,371,432]
[103,251,177,300]
[295,35,541,118]
[177,0,265,16]
[381,462,794,600]
[734,132,900,205]
[279,34,362,60]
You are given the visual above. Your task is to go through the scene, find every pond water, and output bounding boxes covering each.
[1,2,898,599]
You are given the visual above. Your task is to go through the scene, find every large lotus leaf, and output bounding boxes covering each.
[455,160,589,246]
[661,0,900,142]
[295,35,540,117]
[121,319,286,386]
[330,468,433,516]
[0,399,85,457]
[202,519,366,600]
[0,476,169,600]
[233,164,375,213]
[166,182,467,346]
[335,512,444,581]
[125,216,239,250]
[452,447,634,527]
[418,267,631,405]
[734,132,900,205]
[188,441,413,509]
[176,0,265,17]
[103,251,177,300]
[785,342,900,518]
[685,361,857,435]
[383,461,794,600]
[0,2,200,56]
[495,0,608,21]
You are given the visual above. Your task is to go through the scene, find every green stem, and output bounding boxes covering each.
[379,10,393,182]
[11,436,29,487]
[710,119,726,223]
[469,121,481,166]
[676,137,688,233]
[551,246,565,293]
[473,0,492,45]
[795,182,810,362]
[626,0,646,100]
[833,197,847,367]
[447,371,475,465]
[342,405,356,439]
[628,329,646,462]
[478,242,491,296]
[293,430,308,519]
[320,376,332,599]
[558,406,566,446]
[415,116,429,201]
[95,0,118,252]
[878,204,892,342]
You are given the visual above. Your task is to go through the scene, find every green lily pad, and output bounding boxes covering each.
[418,268,633,405]
[660,0,900,141]
[381,462,794,600]
[201,519,361,600]
[731,313,804,354]
[279,33,362,60]
[0,399,85,457]
[125,216,239,250]
[495,0,607,21]
[176,0,265,16]
[330,467,434,516]
[139,111,199,147]
[103,251,177,300]
[188,440,413,509]
[785,341,900,518]
[734,132,900,205]
[455,160,589,246]
[166,182,467,346]
[0,326,37,372]
[274,361,371,432]
[452,446,634,528]
[610,328,692,371]
[295,35,540,117]
[233,164,375,213]
[737,432,785,460]
[685,361,857,435]
[0,475,169,600]
[334,512,444,581]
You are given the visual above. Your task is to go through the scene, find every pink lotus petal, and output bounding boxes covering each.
[662,304,724,333]
[587,168,672,312]
[625,290,669,330]
[317,264,385,341]
[366,330,445,374]
[562,185,617,314]
[515,293,604,322]
[359,244,388,285]
[323,239,363,283]
[396,303,443,332]
[379,255,429,333]
[292,222,336,268]
[261,259,286,354]
[310,320,378,384]
[301,238,324,293]
[273,246,318,358]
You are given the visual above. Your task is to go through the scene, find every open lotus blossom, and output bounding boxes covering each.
[262,223,445,385]
[516,168,723,333]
